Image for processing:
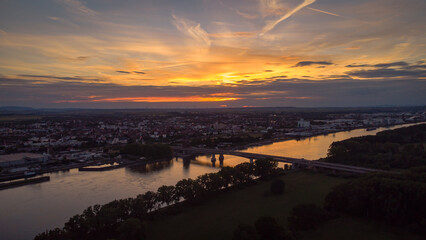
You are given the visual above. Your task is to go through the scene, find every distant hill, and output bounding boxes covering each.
[0,106,34,111]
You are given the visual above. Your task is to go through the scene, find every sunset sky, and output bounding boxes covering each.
[0,0,425,108]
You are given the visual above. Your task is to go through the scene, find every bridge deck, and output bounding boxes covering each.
[172,147,383,174]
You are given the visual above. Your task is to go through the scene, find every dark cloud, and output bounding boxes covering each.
[294,61,333,67]
[77,56,89,61]
[325,74,352,79]
[116,71,131,74]
[133,71,146,74]
[18,74,100,82]
[346,68,426,78]
[264,70,274,72]
[345,64,370,68]
[264,75,287,80]
[345,61,426,78]
[374,61,408,68]
[346,61,409,68]
[407,64,426,69]
[1,76,425,108]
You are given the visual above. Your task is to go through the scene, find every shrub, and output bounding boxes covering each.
[288,204,326,232]
[232,224,258,240]
[254,216,287,240]
[270,179,285,195]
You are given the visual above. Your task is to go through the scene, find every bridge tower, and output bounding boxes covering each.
[211,154,217,167]
[219,154,224,166]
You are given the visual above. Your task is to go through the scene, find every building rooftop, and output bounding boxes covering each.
[0,153,44,163]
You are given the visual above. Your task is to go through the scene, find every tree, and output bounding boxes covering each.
[254,216,286,240]
[138,191,158,212]
[34,228,68,240]
[270,179,285,195]
[234,163,255,184]
[156,185,175,206]
[175,178,198,201]
[254,158,277,178]
[118,218,146,240]
[288,204,326,232]
[232,224,258,240]
[218,167,235,187]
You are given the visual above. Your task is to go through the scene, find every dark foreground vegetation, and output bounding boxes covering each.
[34,159,281,240]
[321,124,426,238]
[324,124,425,169]
[35,124,426,240]
[325,167,426,236]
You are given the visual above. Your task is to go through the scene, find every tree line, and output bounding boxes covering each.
[323,124,426,169]
[324,167,426,236]
[34,159,282,240]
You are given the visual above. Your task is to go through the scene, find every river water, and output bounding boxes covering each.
[0,123,421,240]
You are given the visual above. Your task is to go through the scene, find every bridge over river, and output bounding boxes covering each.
[172,146,383,174]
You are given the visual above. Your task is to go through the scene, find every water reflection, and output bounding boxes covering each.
[0,123,422,240]
[127,159,173,174]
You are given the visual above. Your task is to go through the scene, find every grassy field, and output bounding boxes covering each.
[146,171,422,240]
[300,216,422,240]
[146,171,347,240]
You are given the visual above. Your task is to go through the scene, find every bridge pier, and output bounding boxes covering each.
[211,154,217,167]
[219,154,224,167]
[249,158,253,164]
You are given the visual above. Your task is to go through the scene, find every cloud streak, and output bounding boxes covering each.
[172,13,211,46]
[307,7,342,18]
[57,0,98,17]
[260,0,316,35]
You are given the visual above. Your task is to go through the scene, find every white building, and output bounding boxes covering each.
[297,119,311,128]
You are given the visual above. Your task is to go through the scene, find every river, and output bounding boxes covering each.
[0,123,421,240]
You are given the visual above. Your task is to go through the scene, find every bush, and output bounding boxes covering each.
[324,171,426,233]
[232,224,257,240]
[118,218,146,240]
[254,216,287,240]
[270,179,285,195]
[288,204,326,232]
[254,158,278,178]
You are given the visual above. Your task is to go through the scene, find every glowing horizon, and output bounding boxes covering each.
[0,0,425,107]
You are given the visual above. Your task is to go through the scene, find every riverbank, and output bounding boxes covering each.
[79,157,172,172]
[0,176,50,190]
[0,157,172,183]
[146,171,422,240]
[232,121,426,153]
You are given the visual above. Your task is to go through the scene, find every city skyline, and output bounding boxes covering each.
[1,0,425,108]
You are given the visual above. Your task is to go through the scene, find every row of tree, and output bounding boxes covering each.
[324,124,426,169]
[324,167,426,236]
[35,159,282,240]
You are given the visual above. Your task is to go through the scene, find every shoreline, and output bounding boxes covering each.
[230,121,426,152]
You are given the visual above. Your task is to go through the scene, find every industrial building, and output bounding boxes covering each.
[0,153,48,168]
